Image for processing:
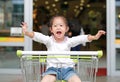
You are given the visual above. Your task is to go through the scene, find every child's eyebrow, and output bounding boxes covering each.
[53,23,64,25]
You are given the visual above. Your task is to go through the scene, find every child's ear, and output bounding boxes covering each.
[48,27,53,35]
[66,26,69,32]
[49,27,52,33]
[49,27,52,32]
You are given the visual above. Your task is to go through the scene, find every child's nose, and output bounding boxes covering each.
[56,25,61,29]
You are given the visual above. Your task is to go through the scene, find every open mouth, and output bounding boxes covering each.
[56,31,62,35]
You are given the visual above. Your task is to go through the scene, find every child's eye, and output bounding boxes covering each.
[53,25,57,27]
[60,25,63,27]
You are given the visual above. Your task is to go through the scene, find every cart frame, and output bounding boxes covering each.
[17,50,103,82]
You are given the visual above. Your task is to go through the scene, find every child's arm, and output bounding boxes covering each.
[21,22,34,38]
[88,30,106,41]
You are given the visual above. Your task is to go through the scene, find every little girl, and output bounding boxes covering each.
[21,15,105,82]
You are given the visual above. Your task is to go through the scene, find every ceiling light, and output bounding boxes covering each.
[118,14,120,18]
[45,1,49,5]
[64,1,68,5]
[80,3,83,6]
[74,9,77,12]
[81,0,85,3]
[87,4,91,8]
[80,7,83,10]
[54,0,59,2]
[75,5,79,9]
[52,4,56,7]
[46,6,50,10]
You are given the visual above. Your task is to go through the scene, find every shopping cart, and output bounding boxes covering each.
[17,50,103,82]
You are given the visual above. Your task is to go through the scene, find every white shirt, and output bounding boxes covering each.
[32,32,90,69]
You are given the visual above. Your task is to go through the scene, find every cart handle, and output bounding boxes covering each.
[17,50,103,58]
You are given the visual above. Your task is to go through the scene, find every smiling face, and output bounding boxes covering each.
[50,16,69,42]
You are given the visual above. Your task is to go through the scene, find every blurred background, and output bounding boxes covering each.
[0,0,120,79]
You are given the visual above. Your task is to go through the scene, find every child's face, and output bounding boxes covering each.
[50,17,69,40]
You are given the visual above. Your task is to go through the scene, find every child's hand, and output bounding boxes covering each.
[20,22,34,38]
[20,22,28,34]
[94,30,106,40]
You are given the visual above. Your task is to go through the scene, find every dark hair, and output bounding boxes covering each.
[48,15,68,27]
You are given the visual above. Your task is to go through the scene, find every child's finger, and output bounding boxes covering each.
[99,30,106,35]
[20,22,24,26]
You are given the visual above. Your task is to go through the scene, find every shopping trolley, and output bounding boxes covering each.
[17,50,103,82]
